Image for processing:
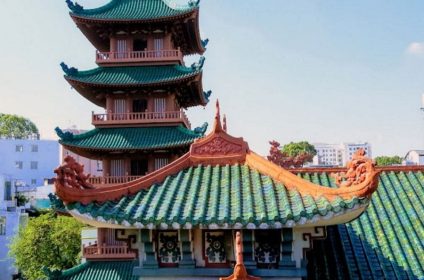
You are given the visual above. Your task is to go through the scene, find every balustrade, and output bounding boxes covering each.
[96,49,183,64]
[83,243,136,259]
[92,111,191,128]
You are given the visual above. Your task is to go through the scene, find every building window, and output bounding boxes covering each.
[255,230,281,268]
[4,181,12,201]
[0,217,6,235]
[155,158,169,170]
[31,179,37,185]
[30,161,38,170]
[15,145,23,152]
[157,231,180,267]
[15,161,23,169]
[96,161,103,172]
[31,144,38,152]
[204,231,228,267]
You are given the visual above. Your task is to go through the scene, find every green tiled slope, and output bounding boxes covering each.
[67,165,368,227]
[57,126,203,150]
[49,261,138,280]
[65,65,201,86]
[68,0,197,20]
[303,170,424,280]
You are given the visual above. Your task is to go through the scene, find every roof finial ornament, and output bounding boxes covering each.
[223,114,227,132]
[191,56,205,70]
[213,99,223,132]
[65,0,84,12]
[220,232,261,280]
[188,0,200,7]
[60,62,78,76]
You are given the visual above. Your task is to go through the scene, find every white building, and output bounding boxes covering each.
[313,142,372,167]
[404,150,424,165]
[0,175,28,280]
[60,128,103,177]
[0,138,59,187]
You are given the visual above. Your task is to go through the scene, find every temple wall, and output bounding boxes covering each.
[292,227,326,268]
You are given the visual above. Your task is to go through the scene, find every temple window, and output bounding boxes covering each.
[157,231,181,267]
[154,98,167,116]
[203,231,229,267]
[0,217,5,235]
[116,39,128,57]
[254,230,281,268]
[110,159,125,176]
[154,158,169,170]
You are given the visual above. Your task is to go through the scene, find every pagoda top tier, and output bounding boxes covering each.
[66,0,206,55]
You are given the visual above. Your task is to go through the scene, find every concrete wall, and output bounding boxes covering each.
[0,139,59,187]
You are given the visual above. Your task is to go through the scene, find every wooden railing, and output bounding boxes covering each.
[88,175,143,186]
[83,243,136,260]
[96,49,183,64]
[92,111,191,128]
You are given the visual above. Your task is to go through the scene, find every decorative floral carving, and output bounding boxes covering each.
[335,149,375,187]
[205,232,226,263]
[194,137,243,156]
[158,232,181,264]
[54,156,94,190]
[254,231,280,265]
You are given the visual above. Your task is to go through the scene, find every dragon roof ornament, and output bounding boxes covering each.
[65,0,83,13]
[335,149,376,188]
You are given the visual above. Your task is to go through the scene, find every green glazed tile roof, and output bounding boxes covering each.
[68,0,198,21]
[48,261,138,280]
[303,169,424,280]
[57,126,203,151]
[66,164,368,228]
[64,64,202,86]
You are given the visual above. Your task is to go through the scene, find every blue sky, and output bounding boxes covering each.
[0,0,423,157]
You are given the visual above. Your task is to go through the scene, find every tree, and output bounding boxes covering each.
[281,141,317,158]
[0,113,39,139]
[267,140,316,168]
[375,156,403,166]
[9,212,83,280]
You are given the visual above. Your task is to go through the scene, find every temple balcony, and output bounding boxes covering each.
[83,242,137,260]
[87,175,143,187]
[95,49,183,66]
[92,111,191,128]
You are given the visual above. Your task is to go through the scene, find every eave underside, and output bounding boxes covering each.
[65,74,205,109]
[72,12,205,55]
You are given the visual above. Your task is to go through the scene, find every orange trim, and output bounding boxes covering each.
[55,101,380,205]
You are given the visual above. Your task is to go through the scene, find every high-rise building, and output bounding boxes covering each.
[313,142,372,166]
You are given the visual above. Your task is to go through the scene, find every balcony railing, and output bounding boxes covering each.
[88,175,143,186]
[83,243,137,260]
[96,49,183,65]
[92,111,191,128]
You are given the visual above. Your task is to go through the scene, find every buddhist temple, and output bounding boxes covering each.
[46,1,424,280]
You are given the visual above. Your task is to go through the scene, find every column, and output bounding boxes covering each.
[279,228,296,267]
[242,230,256,269]
[179,229,195,268]
[140,229,158,268]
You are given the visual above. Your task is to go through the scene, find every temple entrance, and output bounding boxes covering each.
[133,39,147,52]
[133,99,148,113]
[131,159,148,176]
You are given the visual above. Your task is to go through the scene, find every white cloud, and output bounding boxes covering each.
[406,42,424,55]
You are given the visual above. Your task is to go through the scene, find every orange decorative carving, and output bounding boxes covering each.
[193,137,243,156]
[335,149,376,188]
[54,156,94,190]
[220,232,260,280]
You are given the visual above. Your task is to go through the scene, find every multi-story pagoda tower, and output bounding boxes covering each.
[56,0,210,185]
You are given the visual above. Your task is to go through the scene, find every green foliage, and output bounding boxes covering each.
[15,193,29,207]
[0,113,39,139]
[281,141,317,158]
[9,212,83,280]
[375,155,403,166]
